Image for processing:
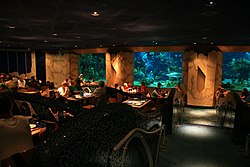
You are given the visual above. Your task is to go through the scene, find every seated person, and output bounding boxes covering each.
[0,83,12,93]
[0,95,33,161]
[151,87,162,99]
[57,81,70,98]
[76,74,85,90]
[93,80,106,97]
[5,76,18,91]
[69,80,79,95]
[17,76,27,90]
[114,83,121,90]
[121,82,129,92]
[140,81,147,93]
[215,85,225,105]
[157,82,166,96]
[240,88,249,101]
[91,81,107,106]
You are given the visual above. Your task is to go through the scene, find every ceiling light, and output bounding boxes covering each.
[75,36,81,39]
[100,44,103,47]
[202,37,207,40]
[0,41,2,43]
[44,40,48,43]
[52,33,58,36]
[112,44,115,46]
[91,11,100,17]
[194,42,197,44]
[8,25,16,29]
[211,42,214,44]
[74,45,77,48]
[206,1,216,7]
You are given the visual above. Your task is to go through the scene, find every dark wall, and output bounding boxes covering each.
[35,51,46,82]
[0,51,31,74]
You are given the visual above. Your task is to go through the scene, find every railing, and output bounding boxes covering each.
[113,126,164,167]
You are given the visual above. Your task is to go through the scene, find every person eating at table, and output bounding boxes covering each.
[57,81,70,99]
[93,80,106,97]
[0,95,33,162]
[140,81,147,93]
[151,87,162,100]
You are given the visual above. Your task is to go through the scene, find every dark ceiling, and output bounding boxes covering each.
[1,0,250,51]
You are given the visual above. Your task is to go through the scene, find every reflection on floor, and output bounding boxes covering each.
[158,106,250,167]
[181,107,218,127]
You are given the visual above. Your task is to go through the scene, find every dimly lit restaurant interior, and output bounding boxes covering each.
[1,0,250,166]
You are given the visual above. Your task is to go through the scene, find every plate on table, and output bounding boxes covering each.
[75,95,82,99]
[29,124,36,129]
[135,102,142,106]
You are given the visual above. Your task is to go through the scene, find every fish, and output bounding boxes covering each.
[166,72,182,78]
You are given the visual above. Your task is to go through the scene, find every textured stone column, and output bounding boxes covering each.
[25,51,36,78]
[106,51,134,87]
[46,53,80,88]
[182,50,223,107]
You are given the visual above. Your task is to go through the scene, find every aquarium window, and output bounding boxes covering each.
[222,52,250,91]
[79,53,106,83]
[134,51,182,88]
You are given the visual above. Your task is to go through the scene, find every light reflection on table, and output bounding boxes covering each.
[123,98,151,109]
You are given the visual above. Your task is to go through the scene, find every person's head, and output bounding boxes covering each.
[99,80,105,87]
[79,74,83,78]
[141,82,145,86]
[114,83,119,88]
[72,80,77,86]
[242,88,248,93]
[62,81,68,88]
[128,82,133,87]
[20,76,25,81]
[157,82,162,87]
[0,95,12,118]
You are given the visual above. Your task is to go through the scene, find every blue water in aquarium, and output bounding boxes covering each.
[80,53,106,82]
[134,52,182,88]
[222,52,250,91]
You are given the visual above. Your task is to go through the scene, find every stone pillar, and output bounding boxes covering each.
[25,51,36,78]
[106,51,134,87]
[182,50,223,107]
[46,53,80,88]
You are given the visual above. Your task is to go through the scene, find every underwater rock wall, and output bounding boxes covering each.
[106,52,134,86]
[182,50,223,107]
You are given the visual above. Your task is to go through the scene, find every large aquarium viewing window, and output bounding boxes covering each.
[134,51,182,88]
[80,53,106,82]
[222,52,250,91]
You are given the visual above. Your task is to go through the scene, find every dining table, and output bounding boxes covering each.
[123,98,152,112]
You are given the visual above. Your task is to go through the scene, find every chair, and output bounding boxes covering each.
[108,97,117,103]
[1,147,35,167]
[96,94,109,107]
[245,133,250,155]
[82,96,98,109]
[117,93,124,102]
